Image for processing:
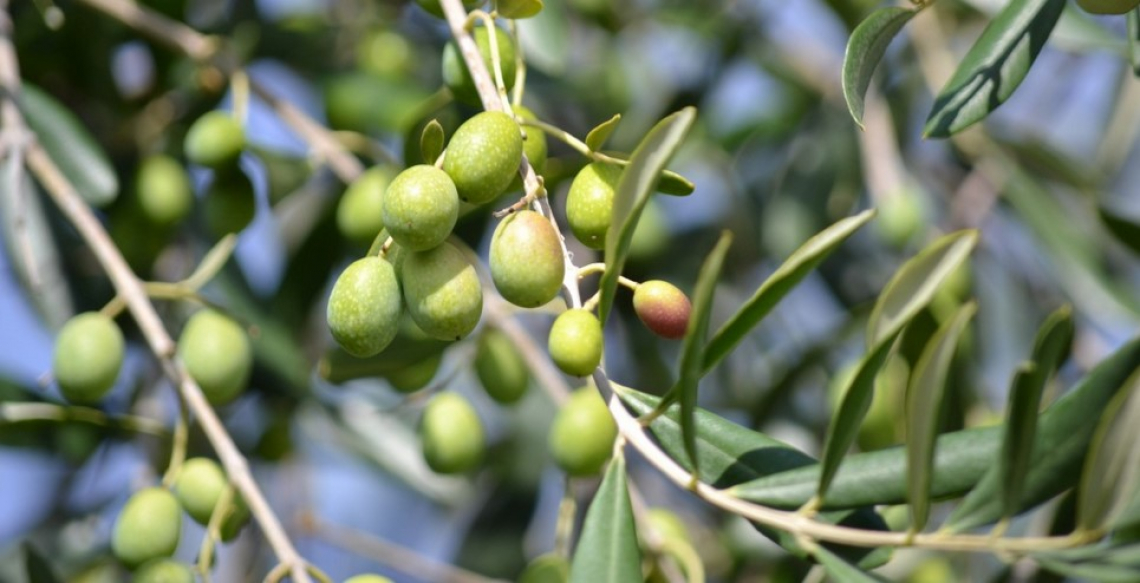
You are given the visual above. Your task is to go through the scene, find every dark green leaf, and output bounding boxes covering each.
[906,302,976,532]
[842,6,919,127]
[498,0,544,19]
[600,107,696,324]
[813,544,890,582]
[20,84,118,207]
[1100,207,1140,257]
[1078,369,1140,531]
[923,0,1066,137]
[585,114,621,152]
[24,543,61,583]
[421,119,445,164]
[867,230,978,347]
[1129,8,1140,77]
[704,210,874,375]
[1035,558,1140,583]
[569,454,641,583]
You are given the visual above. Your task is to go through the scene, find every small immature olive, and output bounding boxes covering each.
[382,165,459,251]
[633,280,692,340]
[548,386,616,476]
[1076,0,1140,14]
[172,457,250,540]
[566,162,622,250]
[548,309,603,377]
[515,106,547,174]
[420,392,485,474]
[112,487,181,568]
[646,508,690,545]
[402,241,483,341]
[337,166,397,245]
[184,111,245,169]
[441,26,517,105]
[489,210,564,308]
[327,257,402,357]
[443,111,524,205]
[203,169,256,238]
[474,329,529,404]
[135,154,193,226]
[413,0,483,18]
[875,191,923,248]
[385,353,443,393]
[519,553,570,583]
[178,309,252,406]
[53,312,124,404]
[133,559,194,583]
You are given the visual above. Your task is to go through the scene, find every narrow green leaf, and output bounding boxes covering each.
[1129,8,1140,77]
[585,114,621,152]
[569,454,641,583]
[704,210,874,374]
[1100,207,1140,257]
[24,543,61,583]
[657,169,695,196]
[842,6,918,127]
[675,231,733,472]
[1035,558,1140,583]
[866,230,978,347]
[498,0,544,19]
[906,301,977,532]
[421,119,445,164]
[20,84,118,207]
[813,544,890,582]
[923,0,1066,137]
[600,107,696,324]
[1078,369,1140,531]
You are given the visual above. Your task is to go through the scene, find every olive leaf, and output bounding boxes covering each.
[498,0,544,19]
[1129,8,1140,77]
[420,119,446,164]
[814,544,890,582]
[24,542,61,583]
[842,6,919,127]
[1077,368,1140,531]
[585,114,621,152]
[569,453,642,583]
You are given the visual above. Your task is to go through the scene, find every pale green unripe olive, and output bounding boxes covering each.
[549,386,616,476]
[474,329,529,404]
[633,280,692,340]
[53,312,124,404]
[876,191,923,248]
[646,508,690,545]
[184,111,245,169]
[327,257,402,357]
[134,559,194,583]
[337,166,397,245]
[203,169,256,238]
[489,210,564,308]
[112,487,181,568]
[414,0,483,18]
[135,154,193,226]
[382,165,459,251]
[402,242,483,341]
[172,457,250,540]
[443,111,523,205]
[515,106,547,174]
[548,309,603,376]
[566,162,621,250]
[178,309,252,406]
[1076,0,1140,13]
[420,392,485,474]
[441,26,517,105]
[386,353,443,393]
[519,554,569,583]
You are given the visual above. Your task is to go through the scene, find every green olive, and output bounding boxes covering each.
[172,457,250,540]
[203,168,256,238]
[337,166,397,246]
[401,241,483,341]
[519,553,570,583]
[632,280,691,340]
[413,0,483,18]
[178,309,252,406]
[547,309,603,377]
[385,353,443,393]
[382,165,459,252]
[443,111,524,205]
[646,508,690,545]
[135,154,193,226]
[441,26,517,105]
[184,111,245,169]
[489,210,564,308]
[474,329,529,404]
[548,386,616,476]
[327,256,403,357]
[112,487,181,568]
[875,191,923,248]
[565,162,621,250]
[420,392,485,474]
[515,106,547,174]
[53,312,124,404]
[133,559,195,583]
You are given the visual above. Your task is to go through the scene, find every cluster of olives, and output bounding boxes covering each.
[111,458,249,577]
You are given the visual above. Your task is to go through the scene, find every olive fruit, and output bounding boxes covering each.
[474,329,529,404]
[646,508,690,545]
[519,554,570,583]
[515,106,547,174]
[489,210,564,308]
[327,257,402,357]
[111,487,181,568]
[172,457,250,540]
[134,559,194,583]
[386,353,443,393]
[337,166,396,245]
[53,312,124,404]
[401,241,483,341]
[414,0,483,18]
[135,154,192,226]
[876,191,923,248]
[441,26,517,105]
[420,392,485,474]
[565,162,621,250]
[548,387,616,476]
[1076,0,1140,14]
[184,111,245,169]
[547,309,603,377]
[178,309,252,406]
[443,111,523,205]
[203,169,256,238]
[382,165,459,251]
[632,280,692,340]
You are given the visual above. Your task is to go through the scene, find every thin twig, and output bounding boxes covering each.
[0,402,168,436]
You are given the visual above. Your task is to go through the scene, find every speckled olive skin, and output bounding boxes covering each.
[566,162,622,250]
[474,329,529,404]
[548,386,616,476]
[327,257,402,357]
[337,166,396,245]
[547,309,603,376]
[420,392,485,474]
[178,309,252,406]
[490,210,564,308]
[401,241,483,341]
[443,112,524,205]
[112,487,181,568]
[632,280,692,340]
[382,165,459,252]
[53,312,123,404]
[172,457,250,540]
[135,155,192,226]
[134,559,194,583]
[184,111,245,169]
[441,27,517,105]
